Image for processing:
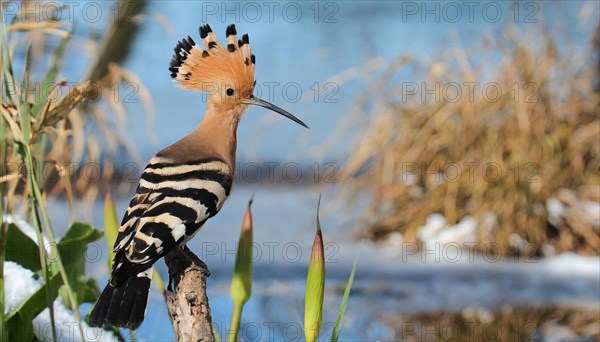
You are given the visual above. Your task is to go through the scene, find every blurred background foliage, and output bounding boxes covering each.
[2,0,151,210]
[0,0,598,341]
[340,25,599,257]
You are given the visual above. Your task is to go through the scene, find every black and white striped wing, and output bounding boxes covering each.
[110,157,232,285]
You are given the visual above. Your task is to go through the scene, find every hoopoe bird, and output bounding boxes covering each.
[89,24,307,330]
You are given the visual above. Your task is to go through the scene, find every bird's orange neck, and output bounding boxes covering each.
[193,104,246,172]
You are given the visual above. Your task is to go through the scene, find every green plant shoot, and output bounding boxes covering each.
[104,193,119,267]
[305,196,325,342]
[229,197,254,342]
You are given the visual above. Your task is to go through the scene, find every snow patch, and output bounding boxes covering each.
[546,189,600,230]
[4,261,116,341]
[540,253,600,278]
[417,214,477,248]
[3,216,115,341]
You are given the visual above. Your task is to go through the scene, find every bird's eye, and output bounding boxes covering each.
[226,88,235,96]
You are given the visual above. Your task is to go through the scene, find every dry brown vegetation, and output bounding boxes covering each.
[340,25,600,256]
[387,305,600,342]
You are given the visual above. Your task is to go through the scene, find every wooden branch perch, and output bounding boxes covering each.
[164,246,214,342]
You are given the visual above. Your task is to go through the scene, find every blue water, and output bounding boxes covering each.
[50,186,599,341]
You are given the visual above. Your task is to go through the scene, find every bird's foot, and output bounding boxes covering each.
[181,245,210,278]
[165,245,211,292]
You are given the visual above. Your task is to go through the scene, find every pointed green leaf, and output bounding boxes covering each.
[5,223,41,272]
[56,222,103,307]
[57,221,103,275]
[78,277,101,304]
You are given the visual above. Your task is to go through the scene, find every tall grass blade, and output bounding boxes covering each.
[0,19,9,339]
[1,20,17,104]
[29,186,57,341]
[18,44,32,143]
[153,268,167,298]
[331,241,363,342]
[28,149,85,339]
[0,51,8,337]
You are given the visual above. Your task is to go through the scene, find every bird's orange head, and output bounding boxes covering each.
[170,24,307,127]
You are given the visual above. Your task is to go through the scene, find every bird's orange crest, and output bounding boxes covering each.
[169,24,256,99]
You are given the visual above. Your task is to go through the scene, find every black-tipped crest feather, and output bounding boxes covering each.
[199,24,212,38]
[226,24,237,37]
[169,23,256,92]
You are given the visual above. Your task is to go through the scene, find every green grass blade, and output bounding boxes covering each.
[18,43,32,144]
[28,153,85,339]
[331,241,363,342]
[0,22,8,336]
[213,324,221,342]
[1,19,17,104]
[153,268,167,298]
[30,203,57,341]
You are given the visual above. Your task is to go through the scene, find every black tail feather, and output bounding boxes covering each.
[88,284,114,328]
[89,275,151,330]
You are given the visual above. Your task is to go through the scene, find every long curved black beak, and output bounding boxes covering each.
[246,96,308,128]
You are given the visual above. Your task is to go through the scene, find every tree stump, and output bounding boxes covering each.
[165,246,213,342]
